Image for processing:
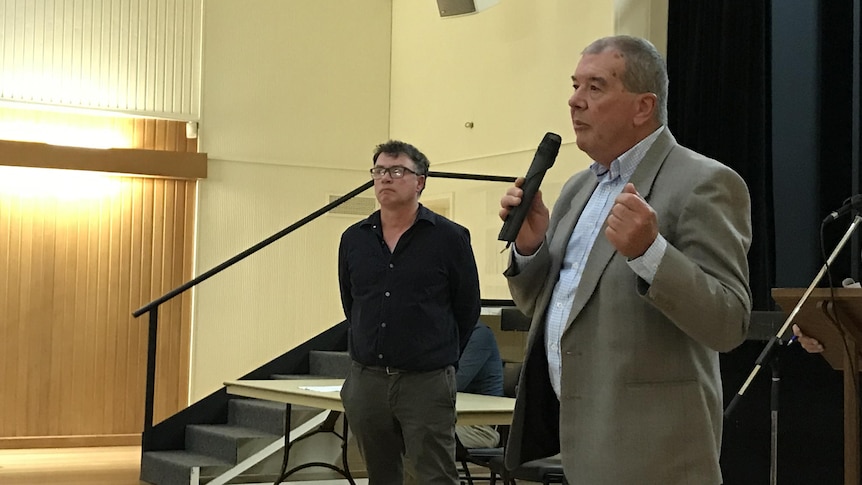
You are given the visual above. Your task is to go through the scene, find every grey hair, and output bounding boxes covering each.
[583,35,668,125]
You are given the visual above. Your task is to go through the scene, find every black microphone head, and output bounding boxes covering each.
[823,194,862,223]
[498,132,561,242]
[538,132,562,162]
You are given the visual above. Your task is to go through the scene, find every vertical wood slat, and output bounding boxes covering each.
[0,117,196,444]
[0,0,201,119]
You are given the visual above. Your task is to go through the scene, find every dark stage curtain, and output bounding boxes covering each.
[666,1,775,312]
[667,0,841,485]
[667,5,847,485]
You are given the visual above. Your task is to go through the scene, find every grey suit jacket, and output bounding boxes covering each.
[504,128,752,485]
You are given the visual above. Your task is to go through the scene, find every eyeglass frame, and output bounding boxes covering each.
[369,165,424,179]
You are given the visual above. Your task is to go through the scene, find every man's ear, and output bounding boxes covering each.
[417,175,426,193]
[633,93,658,126]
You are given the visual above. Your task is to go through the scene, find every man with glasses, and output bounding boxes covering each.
[338,140,480,484]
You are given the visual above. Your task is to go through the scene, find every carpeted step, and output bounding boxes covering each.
[140,449,231,485]
[228,397,321,436]
[185,424,281,464]
[308,350,351,378]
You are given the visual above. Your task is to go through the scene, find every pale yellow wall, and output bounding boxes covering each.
[389,0,614,300]
[200,0,392,168]
[193,161,372,399]
[615,0,669,56]
[192,0,391,399]
[190,0,669,400]
[389,0,608,164]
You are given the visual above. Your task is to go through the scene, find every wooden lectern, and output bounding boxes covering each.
[773,288,862,485]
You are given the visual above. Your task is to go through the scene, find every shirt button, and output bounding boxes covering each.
[378,354,384,359]
[385,291,390,297]
[381,322,387,328]
[556,302,562,308]
[389,263,394,268]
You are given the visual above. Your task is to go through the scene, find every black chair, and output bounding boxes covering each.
[487,455,566,485]
[457,437,503,484]
[484,361,566,485]
[457,361,522,484]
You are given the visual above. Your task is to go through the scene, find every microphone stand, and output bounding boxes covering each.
[724,214,862,485]
[770,347,780,485]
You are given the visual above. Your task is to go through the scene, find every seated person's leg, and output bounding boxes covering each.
[456,424,500,449]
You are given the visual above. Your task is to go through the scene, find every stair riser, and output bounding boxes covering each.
[186,430,275,464]
[308,350,351,378]
[228,399,322,436]
[141,453,229,485]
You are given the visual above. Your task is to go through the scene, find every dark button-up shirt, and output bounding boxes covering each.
[338,205,480,371]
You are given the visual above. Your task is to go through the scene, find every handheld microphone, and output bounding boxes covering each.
[498,132,562,242]
[823,194,862,223]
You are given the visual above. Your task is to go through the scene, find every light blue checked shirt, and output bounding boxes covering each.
[514,126,667,397]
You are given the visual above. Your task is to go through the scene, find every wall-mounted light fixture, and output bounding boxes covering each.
[186,121,199,139]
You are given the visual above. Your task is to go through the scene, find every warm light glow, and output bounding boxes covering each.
[0,165,124,200]
[0,118,132,149]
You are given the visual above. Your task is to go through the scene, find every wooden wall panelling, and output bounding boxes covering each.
[0,118,198,448]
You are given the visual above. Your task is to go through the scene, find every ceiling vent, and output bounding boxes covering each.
[437,0,500,17]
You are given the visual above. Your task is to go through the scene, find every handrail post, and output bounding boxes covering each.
[142,307,159,451]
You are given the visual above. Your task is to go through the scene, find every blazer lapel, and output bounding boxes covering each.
[527,178,595,345]
[564,128,677,329]
[628,127,675,200]
[566,230,616,328]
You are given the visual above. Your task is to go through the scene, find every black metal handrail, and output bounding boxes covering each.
[133,171,516,450]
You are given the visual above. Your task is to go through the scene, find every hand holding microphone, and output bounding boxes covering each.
[499,179,550,255]
[499,132,561,254]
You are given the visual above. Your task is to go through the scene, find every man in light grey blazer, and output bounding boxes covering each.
[499,35,752,484]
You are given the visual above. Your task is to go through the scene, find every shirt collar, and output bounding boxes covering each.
[589,126,665,181]
[360,203,436,227]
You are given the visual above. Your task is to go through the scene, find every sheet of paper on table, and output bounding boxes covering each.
[298,385,343,392]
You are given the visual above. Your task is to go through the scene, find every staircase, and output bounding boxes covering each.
[140,346,354,485]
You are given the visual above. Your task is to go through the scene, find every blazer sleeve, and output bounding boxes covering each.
[504,243,553,319]
[639,164,753,352]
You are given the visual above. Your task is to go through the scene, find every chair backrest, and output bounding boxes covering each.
[502,361,523,398]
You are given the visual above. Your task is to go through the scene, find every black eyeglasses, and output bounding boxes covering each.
[370,165,422,179]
